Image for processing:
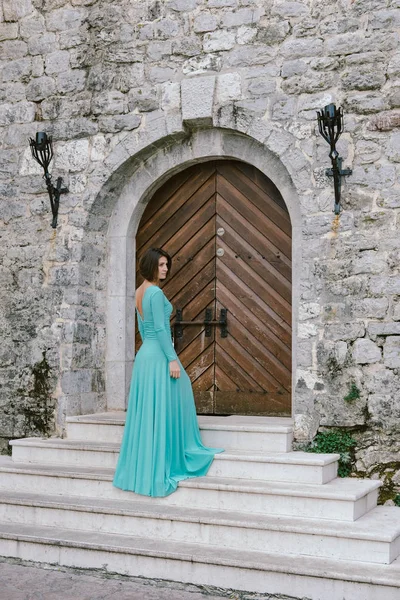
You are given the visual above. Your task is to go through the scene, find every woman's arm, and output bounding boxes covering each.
[137,313,145,343]
[150,289,178,361]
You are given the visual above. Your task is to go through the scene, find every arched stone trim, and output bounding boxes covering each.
[102,127,302,413]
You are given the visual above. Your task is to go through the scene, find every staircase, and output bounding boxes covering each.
[0,413,399,600]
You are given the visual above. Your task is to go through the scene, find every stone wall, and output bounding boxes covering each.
[0,0,399,492]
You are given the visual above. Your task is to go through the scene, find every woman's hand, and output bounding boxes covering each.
[169,360,181,379]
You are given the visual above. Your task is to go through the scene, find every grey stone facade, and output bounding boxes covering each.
[0,0,399,491]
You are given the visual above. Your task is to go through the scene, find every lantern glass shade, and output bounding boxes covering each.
[35,132,48,149]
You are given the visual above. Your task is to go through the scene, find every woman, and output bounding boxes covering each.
[113,247,223,497]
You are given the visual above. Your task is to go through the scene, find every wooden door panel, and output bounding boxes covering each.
[216,173,291,259]
[135,160,292,416]
[137,174,216,255]
[215,344,264,392]
[137,164,215,249]
[216,214,291,303]
[216,260,291,345]
[218,162,292,236]
[217,282,291,369]
[217,194,291,281]
[217,245,292,326]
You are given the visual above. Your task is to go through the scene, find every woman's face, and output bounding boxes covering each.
[158,256,169,280]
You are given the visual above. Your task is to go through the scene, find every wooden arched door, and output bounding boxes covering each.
[136,161,292,416]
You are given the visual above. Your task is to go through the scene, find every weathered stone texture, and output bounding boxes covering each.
[0,0,398,486]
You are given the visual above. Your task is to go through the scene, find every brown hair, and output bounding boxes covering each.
[139,248,172,282]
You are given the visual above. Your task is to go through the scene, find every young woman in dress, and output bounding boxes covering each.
[113,247,223,497]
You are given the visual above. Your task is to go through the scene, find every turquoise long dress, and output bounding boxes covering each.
[113,285,223,497]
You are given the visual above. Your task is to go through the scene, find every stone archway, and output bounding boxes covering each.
[103,128,302,413]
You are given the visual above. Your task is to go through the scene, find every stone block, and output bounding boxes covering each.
[32,56,44,78]
[281,59,307,78]
[297,340,313,367]
[236,25,257,45]
[225,45,274,67]
[299,302,320,321]
[352,251,387,275]
[183,53,221,75]
[61,369,93,394]
[351,165,396,188]
[369,275,400,295]
[0,40,28,60]
[98,113,141,133]
[28,33,57,56]
[281,38,323,59]
[115,64,145,91]
[46,8,86,32]
[193,13,218,33]
[0,23,18,40]
[368,394,400,427]
[221,7,263,27]
[19,15,45,38]
[155,18,180,39]
[355,140,382,164]
[167,0,197,10]
[207,0,237,5]
[181,76,216,127]
[172,37,202,57]
[45,50,70,75]
[47,117,98,140]
[2,58,32,82]
[282,72,335,95]
[104,43,144,64]
[351,298,389,319]
[342,67,386,91]
[216,72,242,104]
[326,32,365,56]
[383,336,400,368]
[324,322,366,342]
[257,21,290,45]
[146,41,172,61]
[293,412,319,442]
[59,26,89,50]
[3,0,33,21]
[56,70,87,94]
[368,322,400,339]
[272,2,310,17]
[352,338,382,364]
[345,92,389,114]
[161,82,181,111]
[204,30,236,52]
[247,76,276,96]
[26,76,56,102]
[148,66,177,83]
[54,139,90,172]
[0,100,36,126]
[91,90,125,116]
[387,131,400,162]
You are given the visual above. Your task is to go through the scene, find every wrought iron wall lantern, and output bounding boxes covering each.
[317,103,352,215]
[29,132,68,228]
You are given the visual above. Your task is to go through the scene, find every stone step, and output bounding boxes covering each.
[0,457,379,521]
[9,438,339,484]
[0,522,399,600]
[66,413,294,453]
[0,491,398,564]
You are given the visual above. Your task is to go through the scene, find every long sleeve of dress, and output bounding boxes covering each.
[150,289,178,362]
[137,313,145,343]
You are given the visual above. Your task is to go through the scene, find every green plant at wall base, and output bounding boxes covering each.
[344,382,361,403]
[306,430,357,477]
[394,495,400,507]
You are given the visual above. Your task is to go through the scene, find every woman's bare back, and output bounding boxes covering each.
[135,282,154,319]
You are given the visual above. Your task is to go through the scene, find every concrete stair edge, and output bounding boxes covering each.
[0,522,399,589]
[0,456,380,502]
[0,490,398,544]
